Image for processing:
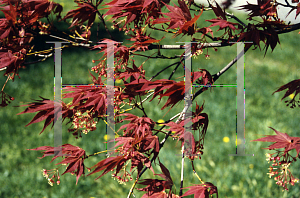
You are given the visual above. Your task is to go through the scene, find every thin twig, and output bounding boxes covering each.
[96,10,114,40]
[225,12,247,27]
[150,61,181,81]
[168,61,182,80]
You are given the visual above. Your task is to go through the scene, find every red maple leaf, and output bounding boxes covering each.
[1,1,18,24]
[29,0,63,23]
[210,1,226,19]
[237,20,287,54]
[127,29,165,51]
[164,120,185,139]
[153,0,201,36]
[62,84,107,117]
[239,0,277,20]
[115,113,159,160]
[117,113,155,138]
[206,18,240,31]
[153,70,213,110]
[92,39,130,70]
[28,144,86,184]
[87,155,127,180]
[88,150,155,180]
[116,60,145,81]
[103,0,165,29]
[181,182,218,198]
[205,2,241,38]
[17,97,72,134]
[251,127,300,157]
[191,102,208,133]
[88,113,158,180]
[63,2,97,28]
[137,160,174,197]
[272,79,300,105]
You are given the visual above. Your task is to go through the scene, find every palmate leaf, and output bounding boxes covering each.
[238,0,277,20]
[153,0,201,36]
[137,160,174,197]
[17,97,72,134]
[87,156,127,180]
[252,127,300,157]
[273,79,300,101]
[207,18,240,31]
[181,182,218,198]
[141,70,213,110]
[63,2,97,28]
[63,83,107,117]
[103,0,165,28]
[28,144,86,184]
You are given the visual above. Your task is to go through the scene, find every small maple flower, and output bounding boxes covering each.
[48,178,54,186]
[42,169,49,178]
[42,168,60,186]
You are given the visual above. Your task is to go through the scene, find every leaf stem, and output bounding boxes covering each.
[127,176,139,198]
[191,160,204,184]
[87,150,114,158]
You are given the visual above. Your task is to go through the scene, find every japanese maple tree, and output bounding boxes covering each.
[1,0,300,197]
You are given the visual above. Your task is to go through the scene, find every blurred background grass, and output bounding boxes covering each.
[1,1,300,197]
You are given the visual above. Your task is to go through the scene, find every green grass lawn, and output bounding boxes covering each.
[1,1,300,198]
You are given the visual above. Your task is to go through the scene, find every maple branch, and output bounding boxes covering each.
[129,51,178,59]
[96,10,114,40]
[148,43,231,50]
[225,12,247,27]
[193,44,251,100]
[275,22,300,34]
[0,67,7,72]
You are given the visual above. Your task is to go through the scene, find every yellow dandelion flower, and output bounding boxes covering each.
[157,119,164,126]
[223,136,230,143]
